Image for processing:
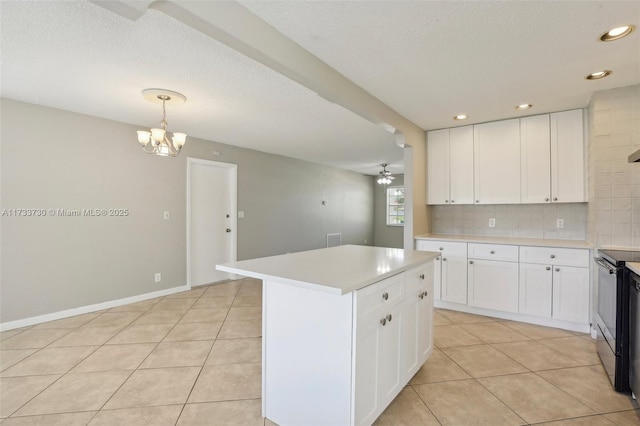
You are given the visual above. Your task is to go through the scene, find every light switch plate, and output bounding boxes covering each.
[489,218,496,228]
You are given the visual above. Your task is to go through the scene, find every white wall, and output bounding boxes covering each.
[0,99,374,323]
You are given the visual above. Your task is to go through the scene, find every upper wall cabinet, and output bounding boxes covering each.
[550,110,586,203]
[426,126,474,205]
[521,110,586,203]
[473,119,521,204]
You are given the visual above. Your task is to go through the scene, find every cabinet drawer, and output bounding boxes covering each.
[519,246,589,267]
[406,263,433,294]
[415,240,467,257]
[357,273,405,319]
[468,243,518,262]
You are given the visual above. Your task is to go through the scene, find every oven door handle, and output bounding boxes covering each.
[595,257,617,274]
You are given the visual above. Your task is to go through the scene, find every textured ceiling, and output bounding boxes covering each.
[1,1,639,176]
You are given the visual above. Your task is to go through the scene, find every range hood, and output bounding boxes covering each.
[629,148,640,163]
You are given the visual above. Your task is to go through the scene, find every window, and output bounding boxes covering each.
[386,186,405,226]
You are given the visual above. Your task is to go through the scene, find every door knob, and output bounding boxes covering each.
[226,228,231,233]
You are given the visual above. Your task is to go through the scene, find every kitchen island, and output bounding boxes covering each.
[217,245,437,426]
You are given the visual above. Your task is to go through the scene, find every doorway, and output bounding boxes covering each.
[187,158,237,287]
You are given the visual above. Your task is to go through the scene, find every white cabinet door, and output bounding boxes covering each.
[551,109,586,203]
[403,266,434,380]
[473,119,521,204]
[449,125,474,205]
[377,303,403,406]
[520,114,551,204]
[519,263,552,317]
[418,278,434,363]
[433,255,442,301]
[354,321,380,425]
[427,129,450,205]
[468,259,519,312]
[552,266,590,323]
[442,256,468,304]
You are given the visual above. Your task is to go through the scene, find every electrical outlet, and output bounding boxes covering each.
[489,218,496,228]
[556,219,564,229]
[154,273,161,283]
[164,211,170,220]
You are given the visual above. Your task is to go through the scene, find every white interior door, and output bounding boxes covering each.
[188,159,237,287]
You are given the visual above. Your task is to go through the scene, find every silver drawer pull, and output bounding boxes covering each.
[386,314,392,322]
[550,254,556,259]
[439,247,444,251]
[382,292,389,301]
[380,318,387,326]
[469,260,474,264]
[546,266,551,271]
[555,268,560,272]
[419,274,425,280]
[490,250,495,254]
[443,258,447,262]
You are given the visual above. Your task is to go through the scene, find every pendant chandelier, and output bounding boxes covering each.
[377,163,395,185]
[136,88,187,157]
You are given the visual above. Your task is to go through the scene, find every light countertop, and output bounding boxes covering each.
[216,245,438,295]
[627,262,640,276]
[415,233,592,249]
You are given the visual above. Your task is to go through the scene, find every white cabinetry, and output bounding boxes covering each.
[402,264,434,380]
[473,119,521,204]
[467,243,519,313]
[551,109,586,203]
[519,246,590,324]
[427,126,474,205]
[415,240,467,304]
[520,110,585,204]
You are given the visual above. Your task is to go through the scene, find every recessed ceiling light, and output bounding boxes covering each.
[586,70,612,80]
[516,104,532,110]
[454,114,467,120]
[600,25,634,41]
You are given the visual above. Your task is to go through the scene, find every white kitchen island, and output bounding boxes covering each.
[217,245,438,426]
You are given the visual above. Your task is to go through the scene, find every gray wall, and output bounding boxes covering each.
[373,174,404,248]
[0,98,374,323]
[431,203,587,240]
[586,84,640,248]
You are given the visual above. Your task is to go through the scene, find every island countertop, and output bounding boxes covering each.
[216,244,438,295]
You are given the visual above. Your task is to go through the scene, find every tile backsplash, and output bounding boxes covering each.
[431,203,587,240]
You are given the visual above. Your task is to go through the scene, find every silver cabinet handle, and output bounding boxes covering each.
[550,254,556,259]
[380,318,387,326]
[436,257,440,261]
[555,268,560,272]
[382,292,389,300]
[553,197,558,201]
[545,198,549,201]
[424,291,428,297]
[386,314,392,322]
[443,258,447,261]
[419,292,424,299]
[475,200,479,203]
[546,266,551,270]
[451,200,455,203]
[419,274,425,280]
[226,228,232,233]
[469,260,474,264]
[439,247,444,251]
[445,200,449,203]
[490,250,495,254]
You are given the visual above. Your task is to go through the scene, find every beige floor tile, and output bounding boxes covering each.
[202,282,241,297]
[104,367,200,409]
[603,409,640,425]
[206,338,261,365]
[232,296,262,307]
[1,346,98,377]
[433,325,482,348]
[1,411,96,425]
[32,313,100,330]
[149,298,198,312]
[442,345,528,378]
[437,309,498,324]
[479,372,596,423]
[71,343,156,373]
[492,340,583,371]
[502,321,576,339]
[107,323,173,344]
[0,329,70,350]
[0,375,60,418]
[218,320,262,339]
[192,296,235,309]
[180,308,229,323]
[432,312,452,326]
[0,330,27,343]
[534,415,618,425]
[265,418,278,426]
[413,379,524,425]
[177,399,263,425]
[140,341,213,369]
[539,336,600,366]
[410,348,470,385]
[237,281,262,296]
[131,310,183,326]
[0,350,37,372]
[88,405,183,425]
[188,363,261,403]
[163,321,223,342]
[109,299,159,313]
[83,312,141,328]
[47,325,123,347]
[165,288,207,299]
[460,322,530,344]
[15,371,131,416]
[374,386,439,425]
[537,366,636,413]
[226,307,262,321]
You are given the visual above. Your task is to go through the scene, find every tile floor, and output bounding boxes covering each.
[1,278,639,425]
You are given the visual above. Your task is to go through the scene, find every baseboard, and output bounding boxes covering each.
[0,284,190,332]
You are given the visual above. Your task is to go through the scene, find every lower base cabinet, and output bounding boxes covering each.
[467,259,519,313]
[519,263,553,317]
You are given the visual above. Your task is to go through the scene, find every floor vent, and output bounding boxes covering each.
[326,233,342,248]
